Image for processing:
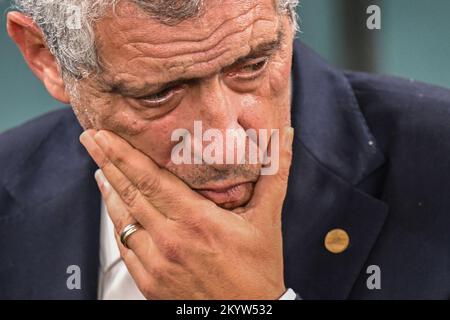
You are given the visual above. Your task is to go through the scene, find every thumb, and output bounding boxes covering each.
[245,126,294,225]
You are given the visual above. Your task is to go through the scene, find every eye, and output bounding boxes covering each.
[228,57,269,80]
[137,85,185,107]
[241,58,268,72]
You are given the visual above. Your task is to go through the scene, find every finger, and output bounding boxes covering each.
[95,169,156,262]
[101,173,167,300]
[113,231,154,297]
[246,126,294,225]
[80,130,167,231]
[91,129,209,219]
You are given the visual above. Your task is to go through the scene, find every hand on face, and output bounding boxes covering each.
[80,126,294,300]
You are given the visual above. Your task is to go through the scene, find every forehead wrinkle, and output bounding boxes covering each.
[96,2,279,70]
[164,22,282,79]
[122,16,276,61]
[97,1,282,89]
[122,27,280,87]
[102,45,234,94]
[119,1,261,45]
[124,15,276,68]
[104,20,283,91]
[112,3,275,64]
[113,43,236,89]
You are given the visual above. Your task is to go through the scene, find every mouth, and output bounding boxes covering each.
[194,182,254,208]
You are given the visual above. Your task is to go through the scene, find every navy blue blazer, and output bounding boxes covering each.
[1,41,449,299]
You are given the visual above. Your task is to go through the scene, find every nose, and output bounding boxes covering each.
[193,76,248,167]
[197,75,238,129]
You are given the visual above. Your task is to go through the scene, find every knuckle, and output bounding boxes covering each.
[136,173,162,198]
[276,162,292,185]
[278,168,290,183]
[159,236,183,263]
[96,151,115,171]
[97,155,110,169]
[150,260,168,282]
[114,215,132,235]
[118,242,129,258]
[109,146,126,167]
[181,216,214,242]
[119,182,139,207]
[140,280,156,297]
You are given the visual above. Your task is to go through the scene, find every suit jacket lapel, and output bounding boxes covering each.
[283,42,389,299]
[0,111,101,299]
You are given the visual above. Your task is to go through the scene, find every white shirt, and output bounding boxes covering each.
[97,201,297,300]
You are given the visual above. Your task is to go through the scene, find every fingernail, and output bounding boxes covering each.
[94,169,110,192]
[79,131,91,145]
[94,131,108,150]
[79,130,96,146]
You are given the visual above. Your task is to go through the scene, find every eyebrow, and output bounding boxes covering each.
[107,28,285,97]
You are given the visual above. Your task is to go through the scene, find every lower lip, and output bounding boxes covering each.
[197,183,252,204]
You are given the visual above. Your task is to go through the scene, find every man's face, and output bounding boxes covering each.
[73,0,294,209]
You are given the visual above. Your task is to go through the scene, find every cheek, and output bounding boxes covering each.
[267,41,293,102]
[71,81,118,130]
[266,52,294,127]
[75,84,194,169]
[107,110,180,168]
[237,62,292,130]
[72,92,173,167]
[269,70,292,127]
[269,62,291,96]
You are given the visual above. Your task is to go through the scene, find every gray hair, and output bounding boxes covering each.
[11,0,299,81]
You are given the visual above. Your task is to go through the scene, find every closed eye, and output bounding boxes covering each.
[226,57,269,80]
[137,85,185,107]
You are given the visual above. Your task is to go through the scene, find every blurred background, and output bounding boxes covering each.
[1,0,450,132]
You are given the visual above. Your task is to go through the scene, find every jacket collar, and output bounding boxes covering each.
[1,111,101,299]
[282,41,389,299]
[291,41,385,185]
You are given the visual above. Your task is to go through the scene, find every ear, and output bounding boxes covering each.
[6,11,71,104]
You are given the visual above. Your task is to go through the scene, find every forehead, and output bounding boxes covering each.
[95,0,280,87]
